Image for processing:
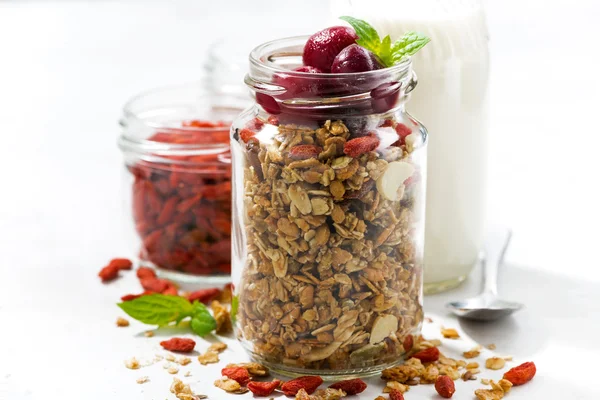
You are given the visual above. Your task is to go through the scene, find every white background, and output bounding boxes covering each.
[0,0,599,399]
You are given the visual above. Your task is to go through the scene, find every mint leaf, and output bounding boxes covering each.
[390,32,431,64]
[190,301,216,336]
[230,295,239,324]
[339,16,380,53]
[340,16,430,67]
[118,294,193,326]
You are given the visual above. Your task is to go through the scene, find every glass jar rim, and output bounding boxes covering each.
[118,82,244,156]
[248,35,412,81]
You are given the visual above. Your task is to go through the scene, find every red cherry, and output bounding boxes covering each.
[274,66,324,99]
[303,26,358,72]
[331,44,385,73]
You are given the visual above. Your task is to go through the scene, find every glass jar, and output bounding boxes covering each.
[118,83,248,284]
[230,37,428,378]
[332,0,490,294]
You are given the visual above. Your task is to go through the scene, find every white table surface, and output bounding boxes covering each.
[1,1,599,399]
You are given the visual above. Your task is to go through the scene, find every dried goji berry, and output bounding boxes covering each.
[403,335,414,352]
[343,135,380,157]
[129,120,232,280]
[240,128,257,143]
[389,389,405,400]
[98,265,119,282]
[159,337,196,353]
[246,117,265,131]
[136,267,156,280]
[120,292,151,301]
[221,367,250,385]
[281,376,323,396]
[162,283,178,296]
[435,375,456,398]
[412,346,440,363]
[108,258,133,270]
[328,378,367,395]
[503,361,536,386]
[247,380,281,396]
[187,288,221,304]
[288,144,322,160]
[140,277,170,293]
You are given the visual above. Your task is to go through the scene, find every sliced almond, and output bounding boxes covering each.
[370,314,398,344]
[376,161,414,201]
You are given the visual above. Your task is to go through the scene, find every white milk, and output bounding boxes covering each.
[331,0,490,291]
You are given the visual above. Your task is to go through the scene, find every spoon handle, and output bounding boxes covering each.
[483,228,512,296]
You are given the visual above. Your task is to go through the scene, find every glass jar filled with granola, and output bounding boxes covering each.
[231,21,429,378]
[119,83,248,284]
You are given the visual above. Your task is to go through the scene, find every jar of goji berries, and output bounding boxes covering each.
[230,36,428,377]
[119,83,248,283]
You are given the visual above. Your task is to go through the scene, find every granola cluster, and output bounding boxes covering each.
[233,117,426,373]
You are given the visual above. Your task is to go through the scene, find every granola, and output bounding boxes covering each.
[234,118,426,373]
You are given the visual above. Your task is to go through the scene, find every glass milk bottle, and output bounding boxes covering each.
[332,0,490,293]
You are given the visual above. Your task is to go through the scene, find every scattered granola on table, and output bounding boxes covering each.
[170,377,207,400]
[233,117,426,375]
[116,317,129,327]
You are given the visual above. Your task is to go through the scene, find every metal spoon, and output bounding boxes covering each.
[446,229,523,321]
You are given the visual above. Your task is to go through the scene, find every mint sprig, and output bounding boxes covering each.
[118,294,217,336]
[340,16,430,67]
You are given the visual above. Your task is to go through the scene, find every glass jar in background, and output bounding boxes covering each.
[231,37,427,378]
[118,83,249,284]
[204,37,255,95]
[332,0,491,294]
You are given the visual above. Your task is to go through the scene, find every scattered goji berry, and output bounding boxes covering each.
[389,389,405,400]
[288,144,322,160]
[120,292,151,301]
[159,337,196,353]
[98,265,120,282]
[136,267,156,280]
[435,375,456,398]
[281,376,323,396]
[108,258,133,270]
[503,361,536,386]
[187,288,221,304]
[247,380,281,396]
[221,367,250,385]
[162,283,178,296]
[328,378,367,395]
[343,135,380,157]
[403,335,414,352]
[140,277,170,293]
[412,346,440,363]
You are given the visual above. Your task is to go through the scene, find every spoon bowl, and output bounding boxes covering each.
[446,229,524,321]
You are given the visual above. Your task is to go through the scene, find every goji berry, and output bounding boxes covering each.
[136,267,156,280]
[393,123,412,146]
[108,258,133,270]
[389,389,405,400]
[98,265,119,282]
[343,135,380,157]
[435,375,456,398]
[162,283,178,296]
[140,277,170,293]
[187,288,221,304]
[503,361,536,386]
[288,144,322,160]
[328,378,367,395]
[120,292,151,301]
[129,120,231,280]
[240,128,256,143]
[403,335,414,352]
[221,367,250,385]
[412,346,440,363]
[281,376,323,396]
[159,337,196,353]
[246,117,265,131]
[247,380,281,396]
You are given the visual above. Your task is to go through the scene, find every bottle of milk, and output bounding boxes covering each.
[331,0,490,293]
